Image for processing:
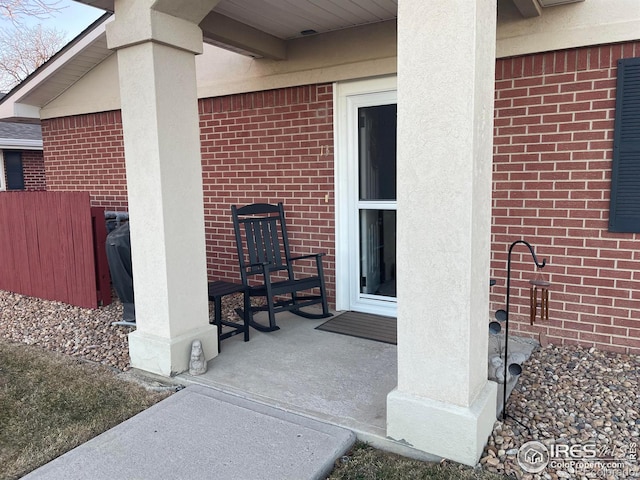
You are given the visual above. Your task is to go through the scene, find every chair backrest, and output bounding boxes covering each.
[231,203,294,284]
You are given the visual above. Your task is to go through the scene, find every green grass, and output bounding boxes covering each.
[328,442,508,480]
[0,340,168,480]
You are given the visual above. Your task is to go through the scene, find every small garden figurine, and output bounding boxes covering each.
[188,339,207,375]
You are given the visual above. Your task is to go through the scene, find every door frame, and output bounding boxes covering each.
[334,76,397,317]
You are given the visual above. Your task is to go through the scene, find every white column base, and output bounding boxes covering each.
[387,381,497,466]
[128,325,218,377]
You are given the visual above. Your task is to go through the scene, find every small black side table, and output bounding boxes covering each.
[207,281,250,351]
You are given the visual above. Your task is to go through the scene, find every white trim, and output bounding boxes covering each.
[335,76,397,317]
[496,0,640,58]
[0,138,43,150]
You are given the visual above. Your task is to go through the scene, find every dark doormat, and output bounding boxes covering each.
[315,311,397,345]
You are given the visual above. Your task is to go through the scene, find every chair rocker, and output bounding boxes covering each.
[231,202,332,332]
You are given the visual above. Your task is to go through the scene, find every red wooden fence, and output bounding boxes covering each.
[0,191,111,308]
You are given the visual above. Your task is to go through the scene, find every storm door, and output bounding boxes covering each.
[347,90,397,316]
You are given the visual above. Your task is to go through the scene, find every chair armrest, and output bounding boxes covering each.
[247,262,287,277]
[288,253,325,262]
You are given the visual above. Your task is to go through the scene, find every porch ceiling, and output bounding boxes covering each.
[74,0,543,58]
[78,0,398,40]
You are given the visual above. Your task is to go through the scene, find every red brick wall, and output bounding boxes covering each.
[40,53,640,354]
[41,85,336,302]
[42,111,128,210]
[492,42,640,354]
[199,85,335,301]
[22,150,46,191]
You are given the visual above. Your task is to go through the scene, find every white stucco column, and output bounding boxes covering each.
[106,0,220,376]
[387,0,498,466]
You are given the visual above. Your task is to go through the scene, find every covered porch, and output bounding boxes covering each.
[65,0,588,466]
[93,0,500,464]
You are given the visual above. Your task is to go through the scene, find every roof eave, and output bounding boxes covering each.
[0,12,113,122]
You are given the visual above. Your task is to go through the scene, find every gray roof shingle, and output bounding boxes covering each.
[0,122,42,141]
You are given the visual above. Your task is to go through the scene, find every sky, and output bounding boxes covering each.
[2,0,105,41]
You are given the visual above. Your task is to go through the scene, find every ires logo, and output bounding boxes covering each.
[517,441,550,473]
[517,441,598,473]
[549,443,597,459]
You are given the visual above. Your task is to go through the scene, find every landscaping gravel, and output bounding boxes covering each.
[1,289,638,478]
[0,289,245,372]
[482,344,640,479]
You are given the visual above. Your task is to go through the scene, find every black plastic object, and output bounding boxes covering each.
[106,222,135,322]
[105,211,130,233]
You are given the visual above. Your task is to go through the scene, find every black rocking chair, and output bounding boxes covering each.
[231,202,332,332]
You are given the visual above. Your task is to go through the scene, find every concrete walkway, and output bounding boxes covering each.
[22,385,355,480]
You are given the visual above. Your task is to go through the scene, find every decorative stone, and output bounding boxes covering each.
[188,339,207,375]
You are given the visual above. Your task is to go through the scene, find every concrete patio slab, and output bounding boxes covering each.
[178,309,537,460]
[22,385,356,480]
[179,312,398,442]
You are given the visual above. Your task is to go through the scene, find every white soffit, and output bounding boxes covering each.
[18,34,113,108]
[214,0,398,40]
[75,0,398,40]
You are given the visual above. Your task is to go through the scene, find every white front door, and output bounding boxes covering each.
[335,77,397,317]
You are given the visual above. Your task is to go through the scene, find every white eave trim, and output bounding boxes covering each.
[0,103,42,121]
[0,138,43,150]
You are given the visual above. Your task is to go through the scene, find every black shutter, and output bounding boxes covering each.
[610,58,640,233]
[4,151,24,190]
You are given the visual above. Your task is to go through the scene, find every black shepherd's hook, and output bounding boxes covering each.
[502,240,546,420]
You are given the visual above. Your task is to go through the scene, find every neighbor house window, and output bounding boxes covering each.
[4,151,24,190]
[0,151,4,191]
[609,57,640,233]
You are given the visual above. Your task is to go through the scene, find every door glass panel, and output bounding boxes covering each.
[359,210,396,297]
[358,104,397,201]
[358,103,396,299]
